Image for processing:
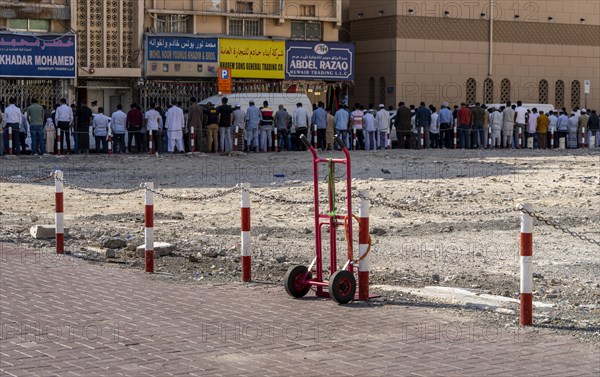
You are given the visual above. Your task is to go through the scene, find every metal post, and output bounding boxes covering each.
[145,183,154,273]
[358,189,370,301]
[520,203,533,326]
[55,170,64,254]
[241,183,251,282]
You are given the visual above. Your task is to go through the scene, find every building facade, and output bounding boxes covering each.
[1,0,346,114]
[349,0,600,110]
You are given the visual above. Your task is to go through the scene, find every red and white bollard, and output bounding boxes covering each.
[580,127,587,148]
[241,183,251,282]
[57,129,62,156]
[8,127,13,156]
[234,126,239,151]
[487,127,492,149]
[518,127,523,149]
[419,127,424,149]
[54,170,64,254]
[520,202,533,326]
[358,189,370,301]
[274,128,279,152]
[148,129,153,155]
[453,126,457,149]
[387,127,391,149]
[353,128,357,150]
[190,126,195,152]
[313,124,318,149]
[144,182,154,273]
[107,132,113,155]
[550,130,554,149]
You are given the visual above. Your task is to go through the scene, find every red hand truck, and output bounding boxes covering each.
[284,134,363,304]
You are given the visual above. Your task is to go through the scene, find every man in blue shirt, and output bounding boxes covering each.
[438,102,454,149]
[245,100,262,153]
[311,101,328,150]
[334,104,350,149]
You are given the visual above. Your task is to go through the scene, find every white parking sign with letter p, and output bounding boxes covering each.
[584,80,590,94]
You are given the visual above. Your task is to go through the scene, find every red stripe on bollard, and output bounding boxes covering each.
[241,207,251,231]
[55,193,64,213]
[242,256,251,282]
[520,233,532,257]
[145,205,154,228]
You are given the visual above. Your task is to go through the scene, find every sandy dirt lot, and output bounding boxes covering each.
[1,148,599,344]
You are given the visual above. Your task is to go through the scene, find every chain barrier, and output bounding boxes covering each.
[56,175,145,196]
[516,205,600,248]
[145,184,239,202]
[0,172,54,184]
[10,170,596,247]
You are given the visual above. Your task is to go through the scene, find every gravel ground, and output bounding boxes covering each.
[1,149,599,347]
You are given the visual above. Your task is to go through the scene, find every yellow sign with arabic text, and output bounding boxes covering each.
[219,39,285,79]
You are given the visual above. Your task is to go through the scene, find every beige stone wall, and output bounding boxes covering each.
[350,1,600,110]
[353,37,600,110]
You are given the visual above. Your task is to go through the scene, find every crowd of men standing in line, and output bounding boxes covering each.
[2,96,599,156]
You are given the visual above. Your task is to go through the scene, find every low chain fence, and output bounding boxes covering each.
[1,171,598,247]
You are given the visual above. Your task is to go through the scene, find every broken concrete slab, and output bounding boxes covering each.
[136,242,175,257]
[30,225,69,239]
[373,285,554,311]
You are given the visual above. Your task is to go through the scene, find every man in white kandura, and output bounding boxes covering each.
[165,99,185,153]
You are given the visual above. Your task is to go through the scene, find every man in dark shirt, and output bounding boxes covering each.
[415,102,432,149]
[588,109,599,147]
[126,103,143,153]
[217,97,233,153]
[470,102,486,149]
[204,102,219,153]
[396,102,412,149]
[75,102,93,154]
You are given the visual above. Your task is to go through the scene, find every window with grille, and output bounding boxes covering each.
[501,79,511,103]
[236,1,254,13]
[369,77,375,105]
[8,18,49,32]
[291,21,322,40]
[379,77,386,106]
[555,80,565,109]
[229,18,263,36]
[300,5,316,17]
[466,78,476,105]
[539,79,549,103]
[156,14,189,33]
[484,78,494,104]
[571,80,581,109]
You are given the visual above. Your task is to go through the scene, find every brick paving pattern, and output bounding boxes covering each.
[1,245,598,376]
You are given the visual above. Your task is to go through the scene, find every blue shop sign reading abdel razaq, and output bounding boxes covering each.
[146,35,218,77]
[285,41,354,81]
[0,33,76,78]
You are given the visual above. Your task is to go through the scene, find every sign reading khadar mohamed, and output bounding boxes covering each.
[145,35,218,78]
[0,33,76,78]
[285,41,354,81]
[219,39,285,79]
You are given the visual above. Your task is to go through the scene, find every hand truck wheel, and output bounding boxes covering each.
[284,265,312,298]
[328,270,356,304]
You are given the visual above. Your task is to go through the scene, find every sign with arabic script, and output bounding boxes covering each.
[145,35,219,78]
[219,38,285,79]
[285,41,354,81]
[0,33,76,78]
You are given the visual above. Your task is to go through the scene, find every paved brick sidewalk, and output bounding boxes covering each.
[1,245,598,377]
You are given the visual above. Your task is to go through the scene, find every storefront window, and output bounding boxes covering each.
[156,15,189,33]
[229,18,263,36]
[9,19,49,32]
[291,21,322,41]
